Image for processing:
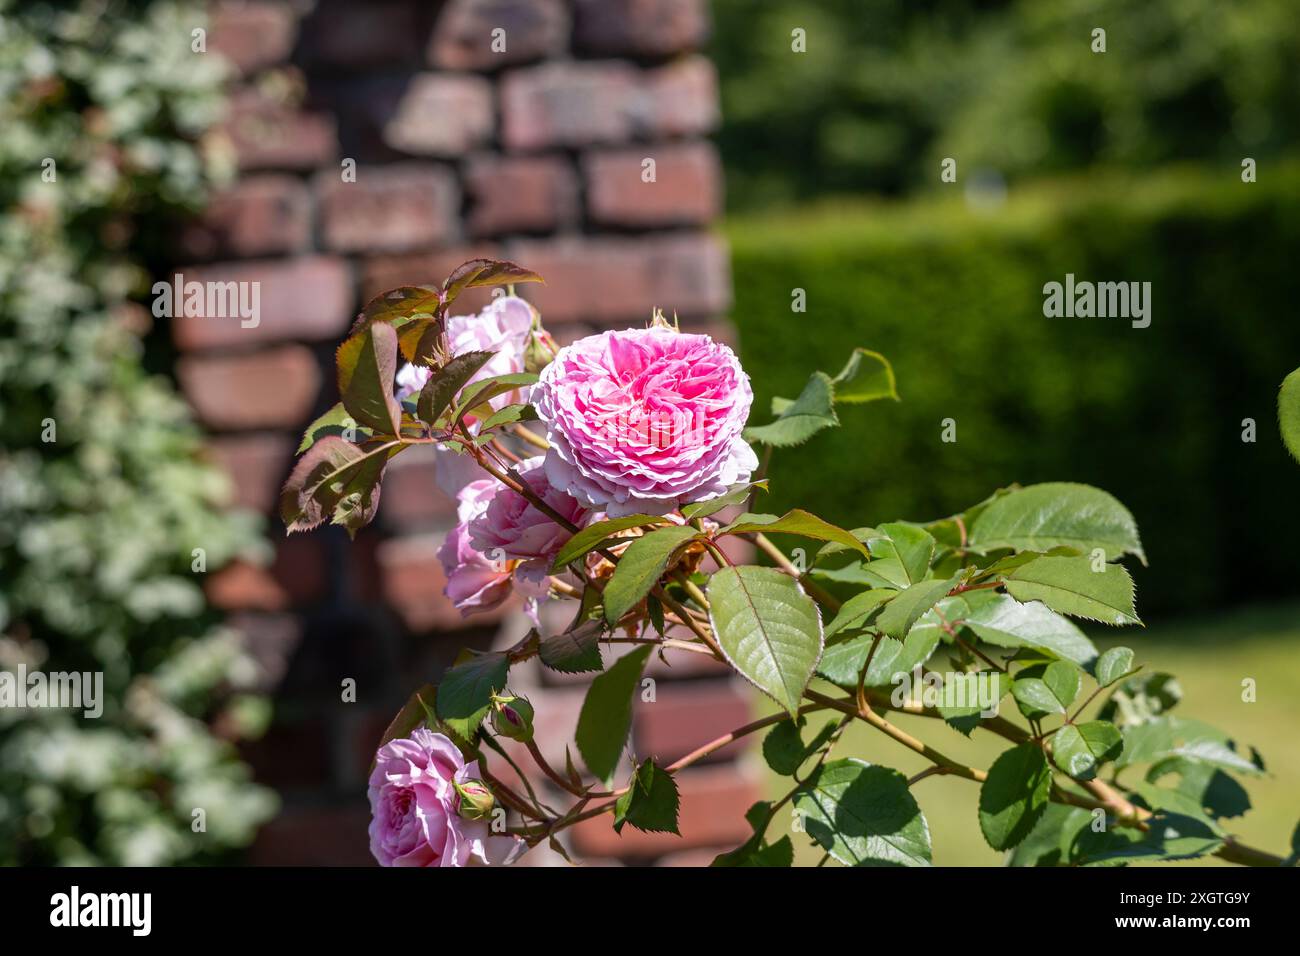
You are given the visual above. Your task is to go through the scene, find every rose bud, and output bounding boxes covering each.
[454,779,496,821]
[490,693,536,743]
[524,324,560,374]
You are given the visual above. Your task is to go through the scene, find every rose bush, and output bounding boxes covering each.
[283,259,1294,868]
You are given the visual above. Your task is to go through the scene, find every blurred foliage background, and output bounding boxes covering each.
[714,0,1300,863]
[0,0,275,865]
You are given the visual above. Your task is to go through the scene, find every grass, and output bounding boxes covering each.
[758,602,1300,866]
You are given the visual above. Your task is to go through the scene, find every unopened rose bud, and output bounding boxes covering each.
[490,693,535,742]
[455,779,495,821]
[524,326,559,374]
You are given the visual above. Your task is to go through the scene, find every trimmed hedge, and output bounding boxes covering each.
[728,163,1300,614]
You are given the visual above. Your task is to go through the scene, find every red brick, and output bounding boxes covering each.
[634,679,754,766]
[270,532,331,605]
[429,0,569,71]
[383,74,495,157]
[584,141,721,228]
[360,245,501,314]
[170,256,354,351]
[507,232,730,324]
[206,561,289,613]
[375,532,514,633]
[207,432,293,513]
[178,175,311,260]
[570,762,761,858]
[297,0,425,70]
[465,154,578,237]
[501,62,639,151]
[178,345,321,430]
[645,56,719,138]
[229,611,304,692]
[248,803,375,866]
[221,86,338,171]
[378,446,458,529]
[573,0,709,57]
[209,1,299,76]
[316,164,459,254]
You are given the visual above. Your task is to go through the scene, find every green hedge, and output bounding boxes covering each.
[728,163,1300,614]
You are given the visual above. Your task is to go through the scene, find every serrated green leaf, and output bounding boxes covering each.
[824,588,896,638]
[477,402,538,432]
[442,257,543,309]
[968,482,1145,564]
[454,371,538,422]
[1095,646,1135,687]
[1280,367,1300,464]
[280,436,401,537]
[416,349,494,425]
[549,514,672,572]
[875,577,954,639]
[744,371,838,447]
[603,524,702,624]
[793,759,932,866]
[680,480,769,520]
[867,523,935,586]
[1146,757,1250,820]
[349,285,443,340]
[708,566,823,717]
[1005,555,1140,625]
[1011,660,1080,717]
[435,650,510,739]
[830,347,899,404]
[297,402,365,453]
[337,323,402,436]
[1052,720,1123,779]
[575,646,652,786]
[613,759,680,835]
[1080,812,1224,864]
[959,593,1099,668]
[1118,715,1261,775]
[762,716,838,776]
[979,742,1053,851]
[538,620,604,674]
[720,509,870,558]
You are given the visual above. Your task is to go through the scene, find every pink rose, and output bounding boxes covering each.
[532,327,759,516]
[368,728,523,866]
[469,458,590,585]
[437,479,512,617]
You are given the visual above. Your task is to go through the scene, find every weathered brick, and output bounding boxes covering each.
[573,0,709,57]
[170,256,354,351]
[383,74,495,157]
[464,154,578,237]
[221,87,338,171]
[507,232,730,324]
[634,679,754,766]
[206,432,293,513]
[570,762,761,858]
[206,561,290,613]
[429,0,569,71]
[178,175,312,260]
[316,164,459,254]
[501,62,639,151]
[270,532,331,605]
[178,345,321,430]
[378,446,458,529]
[645,56,719,138]
[297,0,425,70]
[584,141,721,228]
[375,533,514,633]
[248,803,374,866]
[360,245,501,314]
[209,1,299,76]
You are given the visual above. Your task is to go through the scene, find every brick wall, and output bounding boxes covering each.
[183,0,758,865]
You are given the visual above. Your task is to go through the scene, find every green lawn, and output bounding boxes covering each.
[760,602,1300,866]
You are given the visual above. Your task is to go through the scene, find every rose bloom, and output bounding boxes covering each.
[469,458,590,585]
[368,729,523,867]
[533,327,758,516]
[437,479,512,616]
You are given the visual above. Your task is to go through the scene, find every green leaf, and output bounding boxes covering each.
[979,743,1053,851]
[680,480,769,520]
[442,258,543,309]
[744,371,838,447]
[603,525,703,624]
[1052,721,1123,779]
[824,588,896,638]
[959,593,1099,668]
[830,347,899,403]
[708,566,824,717]
[336,323,402,436]
[1095,646,1135,687]
[867,523,935,586]
[436,650,510,739]
[1099,671,1182,727]
[297,402,365,453]
[711,803,794,867]
[1280,367,1300,464]
[875,577,954,639]
[968,482,1145,564]
[720,509,870,558]
[1081,812,1224,864]
[349,285,443,339]
[574,645,652,785]
[1007,803,1093,867]
[549,514,672,572]
[538,620,604,674]
[1146,757,1250,820]
[454,372,538,421]
[1004,556,1140,626]
[793,759,932,866]
[1118,715,1262,775]
[935,671,1006,733]
[415,350,494,425]
[280,436,401,537]
[817,625,943,690]
[762,716,838,776]
[477,403,538,432]
[613,759,680,835]
[1011,660,1080,717]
